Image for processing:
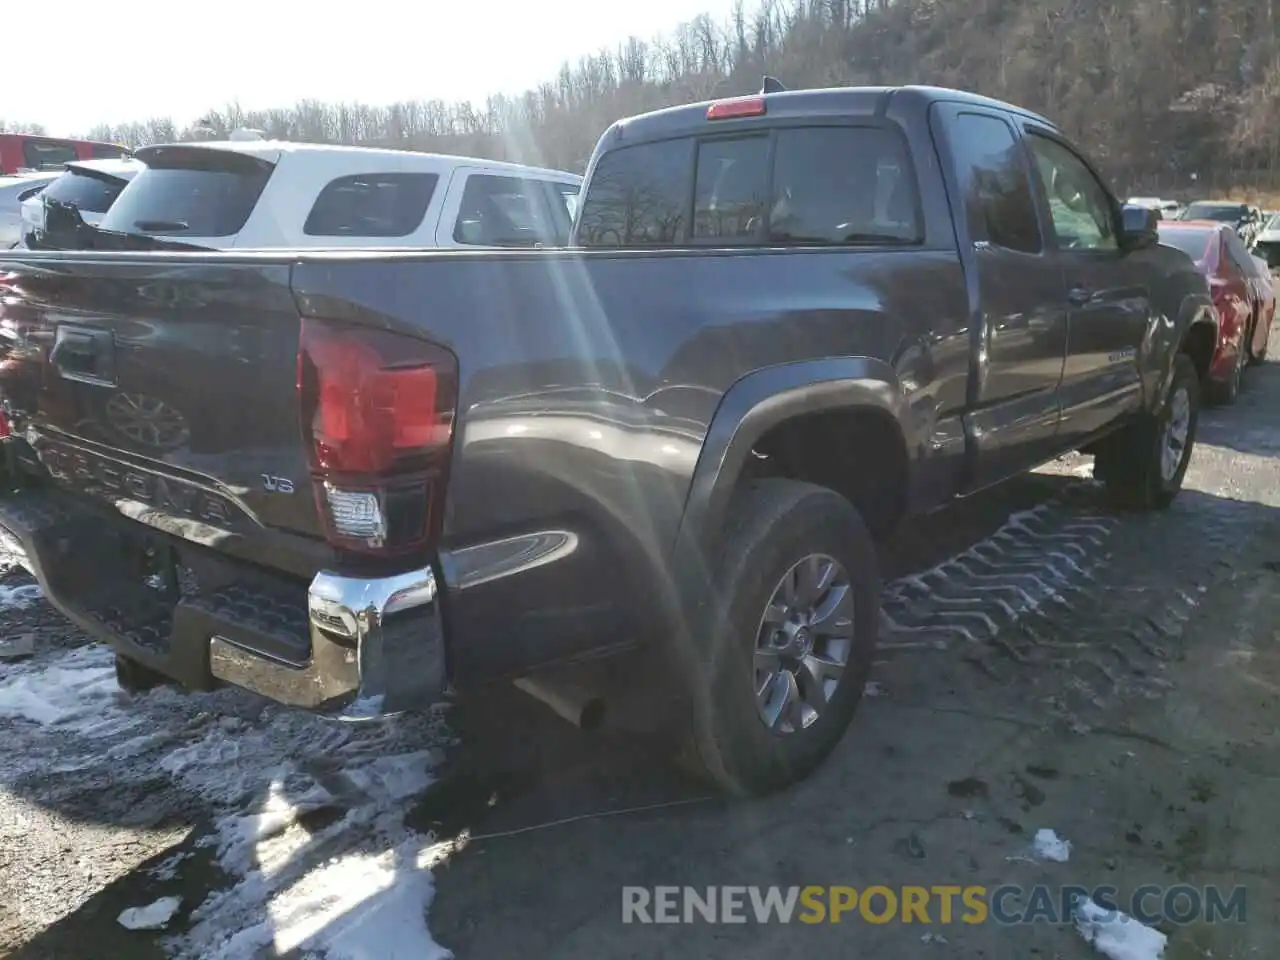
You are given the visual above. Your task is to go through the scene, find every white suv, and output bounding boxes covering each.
[96,140,582,250]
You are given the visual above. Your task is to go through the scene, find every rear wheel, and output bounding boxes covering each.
[1095,353,1199,511]
[680,479,879,797]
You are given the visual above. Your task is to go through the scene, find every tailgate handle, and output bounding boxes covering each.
[50,326,116,386]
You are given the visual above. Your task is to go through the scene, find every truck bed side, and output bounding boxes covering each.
[0,245,971,683]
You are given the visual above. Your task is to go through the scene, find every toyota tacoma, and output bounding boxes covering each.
[0,84,1215,796]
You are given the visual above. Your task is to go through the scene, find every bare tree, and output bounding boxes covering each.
[49,0,1280,193]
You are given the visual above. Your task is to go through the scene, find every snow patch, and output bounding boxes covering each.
[1032,827,1072,862]
[0,582,42,609]
[162,726,447,960]
[119,896,182,930]
[1074,897,1167,960]
[211,825,452,960]
[0,645,140,735]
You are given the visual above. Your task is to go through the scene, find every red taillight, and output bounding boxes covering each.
[0,411,10,439]
[707,96,766,120]
[297,318,457,555]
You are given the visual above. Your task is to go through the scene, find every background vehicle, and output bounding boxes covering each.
[1252,212,1280,269]
[95,141,583,249]
[0,84,1212,797]
[0,173,58,248]
[1127,196,1182,220]
[1246,254,1275,364]
[1178,200,1262,245]
[19,158,143,250]
[1158,220,1262,403]
[0,133,128,174]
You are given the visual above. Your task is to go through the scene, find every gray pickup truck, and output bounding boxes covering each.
[0,85,1215,796]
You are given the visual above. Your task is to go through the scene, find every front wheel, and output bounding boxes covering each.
[680,479,879,797]
[1095,353,1199,511]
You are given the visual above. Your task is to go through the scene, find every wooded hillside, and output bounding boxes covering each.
[11,0,1280,196]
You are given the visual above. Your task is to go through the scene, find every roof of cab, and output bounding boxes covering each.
[133,139,582,182]
[603,84,1056,147]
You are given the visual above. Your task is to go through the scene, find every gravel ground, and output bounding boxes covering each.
[3,340,1280,959]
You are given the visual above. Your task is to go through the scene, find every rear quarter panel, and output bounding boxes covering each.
[293,246,971,681]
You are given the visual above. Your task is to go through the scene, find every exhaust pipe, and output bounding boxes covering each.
[513,675,606,731]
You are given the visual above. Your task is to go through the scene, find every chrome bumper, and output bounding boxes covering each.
[209,565,447,721]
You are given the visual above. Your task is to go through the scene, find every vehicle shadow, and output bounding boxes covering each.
[1194,345,1280,459]
[5,418,1278,956]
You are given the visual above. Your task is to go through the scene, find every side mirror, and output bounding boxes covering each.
[1119,204,1159,250]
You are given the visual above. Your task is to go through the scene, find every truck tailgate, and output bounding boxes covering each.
[0,254,326,570]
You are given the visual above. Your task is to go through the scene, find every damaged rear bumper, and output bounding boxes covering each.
[0,486,447,719]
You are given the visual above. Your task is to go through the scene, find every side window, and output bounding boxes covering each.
[91,144,126,160]
[304,172,438,238]
[453,174,563,247]
[693,137,769,241]
[576,139,691,247]
[770,126,921,244]
[553,183,579,222]
[946,112,1042,254]
[1026,134,1118,252]
[23,139,77,171]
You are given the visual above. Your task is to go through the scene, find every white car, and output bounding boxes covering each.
[19,157,143,247]
[0,172,59,248]
[97,140,583,250]
[1253,212,1280,270]
[1126,196,1182,220]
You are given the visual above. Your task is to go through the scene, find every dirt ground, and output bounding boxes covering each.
[2,342,1279,958]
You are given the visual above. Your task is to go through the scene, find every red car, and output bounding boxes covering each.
[0,133,128,175]
[1158,220,1270,404]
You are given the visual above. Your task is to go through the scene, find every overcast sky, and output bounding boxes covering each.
[11,0,742,136]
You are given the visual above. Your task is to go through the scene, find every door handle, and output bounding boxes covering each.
[1067,286,1093,306]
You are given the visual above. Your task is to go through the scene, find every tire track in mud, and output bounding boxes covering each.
[878,487,1118,651]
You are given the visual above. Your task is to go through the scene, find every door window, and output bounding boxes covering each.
[1027,134,1118,252]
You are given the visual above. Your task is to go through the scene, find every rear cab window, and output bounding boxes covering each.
[577,123,921,248]
[453,174,574,247]
[304,173,438,237]
[100,147,274,238]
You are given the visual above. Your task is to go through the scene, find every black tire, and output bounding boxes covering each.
[114,652,167,694]
[1095,353,1199,511]
[1207,341,1244,406]
[680,479,879,797]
